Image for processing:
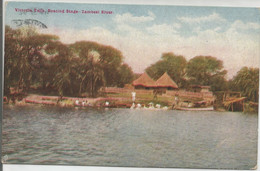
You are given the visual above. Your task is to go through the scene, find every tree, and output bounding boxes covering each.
[71,41,131,91]
[50,41,76,97]
[4,25,58,96]
[186,56,227,91]
[116,63,134,87]
[4,26,133,98]
[146,52,187,88]
[231,67,259,102]
[70,41,105,96]
[98,45,123,87]
[85,56,105,97]
[4,26,21,96]
[209,72,228,92]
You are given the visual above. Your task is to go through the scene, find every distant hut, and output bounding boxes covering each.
[190,85,210,93]
[132,72,156,89]
[155,72,178,91]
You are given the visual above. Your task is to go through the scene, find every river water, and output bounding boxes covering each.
[2,105,258,169]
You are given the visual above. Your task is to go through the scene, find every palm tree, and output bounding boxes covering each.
[5,26,59,94]
[51,42,75,97]
[53,67,72,97]
[85,54,105,97]
[233,67,259,102]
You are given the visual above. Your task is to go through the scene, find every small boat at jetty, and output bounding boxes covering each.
[175,106,214,111]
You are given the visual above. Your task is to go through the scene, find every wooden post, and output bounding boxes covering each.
[232,102,234,112]
[242,100,244,112]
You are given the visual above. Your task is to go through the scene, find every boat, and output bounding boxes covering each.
[175,106,214,111]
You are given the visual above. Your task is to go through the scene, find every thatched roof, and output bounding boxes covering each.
[132,72,156,87]
[155,72,178,89]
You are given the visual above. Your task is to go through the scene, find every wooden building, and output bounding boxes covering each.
[189,85,210,93]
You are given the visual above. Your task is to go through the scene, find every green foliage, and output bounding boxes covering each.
[71,41,134,88]
[231,67,259,102]
[4,26,134,98]
[4,26,59,97]
[146,52,187,87]
[145,54,228,91]
[98,45,123,87]
[70,41,129,96]
[186,56,227,91]
[116,63,134,87]
[85,61,105,97]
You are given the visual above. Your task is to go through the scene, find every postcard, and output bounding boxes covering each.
[2,0,259,170]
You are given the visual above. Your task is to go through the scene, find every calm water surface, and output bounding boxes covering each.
[2,105,258,169]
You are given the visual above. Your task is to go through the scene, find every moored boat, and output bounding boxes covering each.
[175,106,214,111]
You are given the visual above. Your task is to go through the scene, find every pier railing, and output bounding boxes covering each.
[103,87,153,94]
[103,87,214,99]
[166,90,214,99]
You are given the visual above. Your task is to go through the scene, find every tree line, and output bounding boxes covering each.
[4,25,259,103]
[145,52,259,102]
[4,25,134,99]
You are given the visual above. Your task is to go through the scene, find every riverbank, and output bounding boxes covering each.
[9,94,130,108]
[4,92,257,112]
[4,92,176,109]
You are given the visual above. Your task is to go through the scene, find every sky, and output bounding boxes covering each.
[4,1,260,79]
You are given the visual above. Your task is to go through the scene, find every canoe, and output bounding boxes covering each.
[25,99,56,105]
[175,106,214,111]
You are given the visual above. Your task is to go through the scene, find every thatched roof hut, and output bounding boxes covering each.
[155,72,178,89]
[132,72,156,89]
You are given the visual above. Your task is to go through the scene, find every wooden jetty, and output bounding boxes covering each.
[223,97,246,112]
